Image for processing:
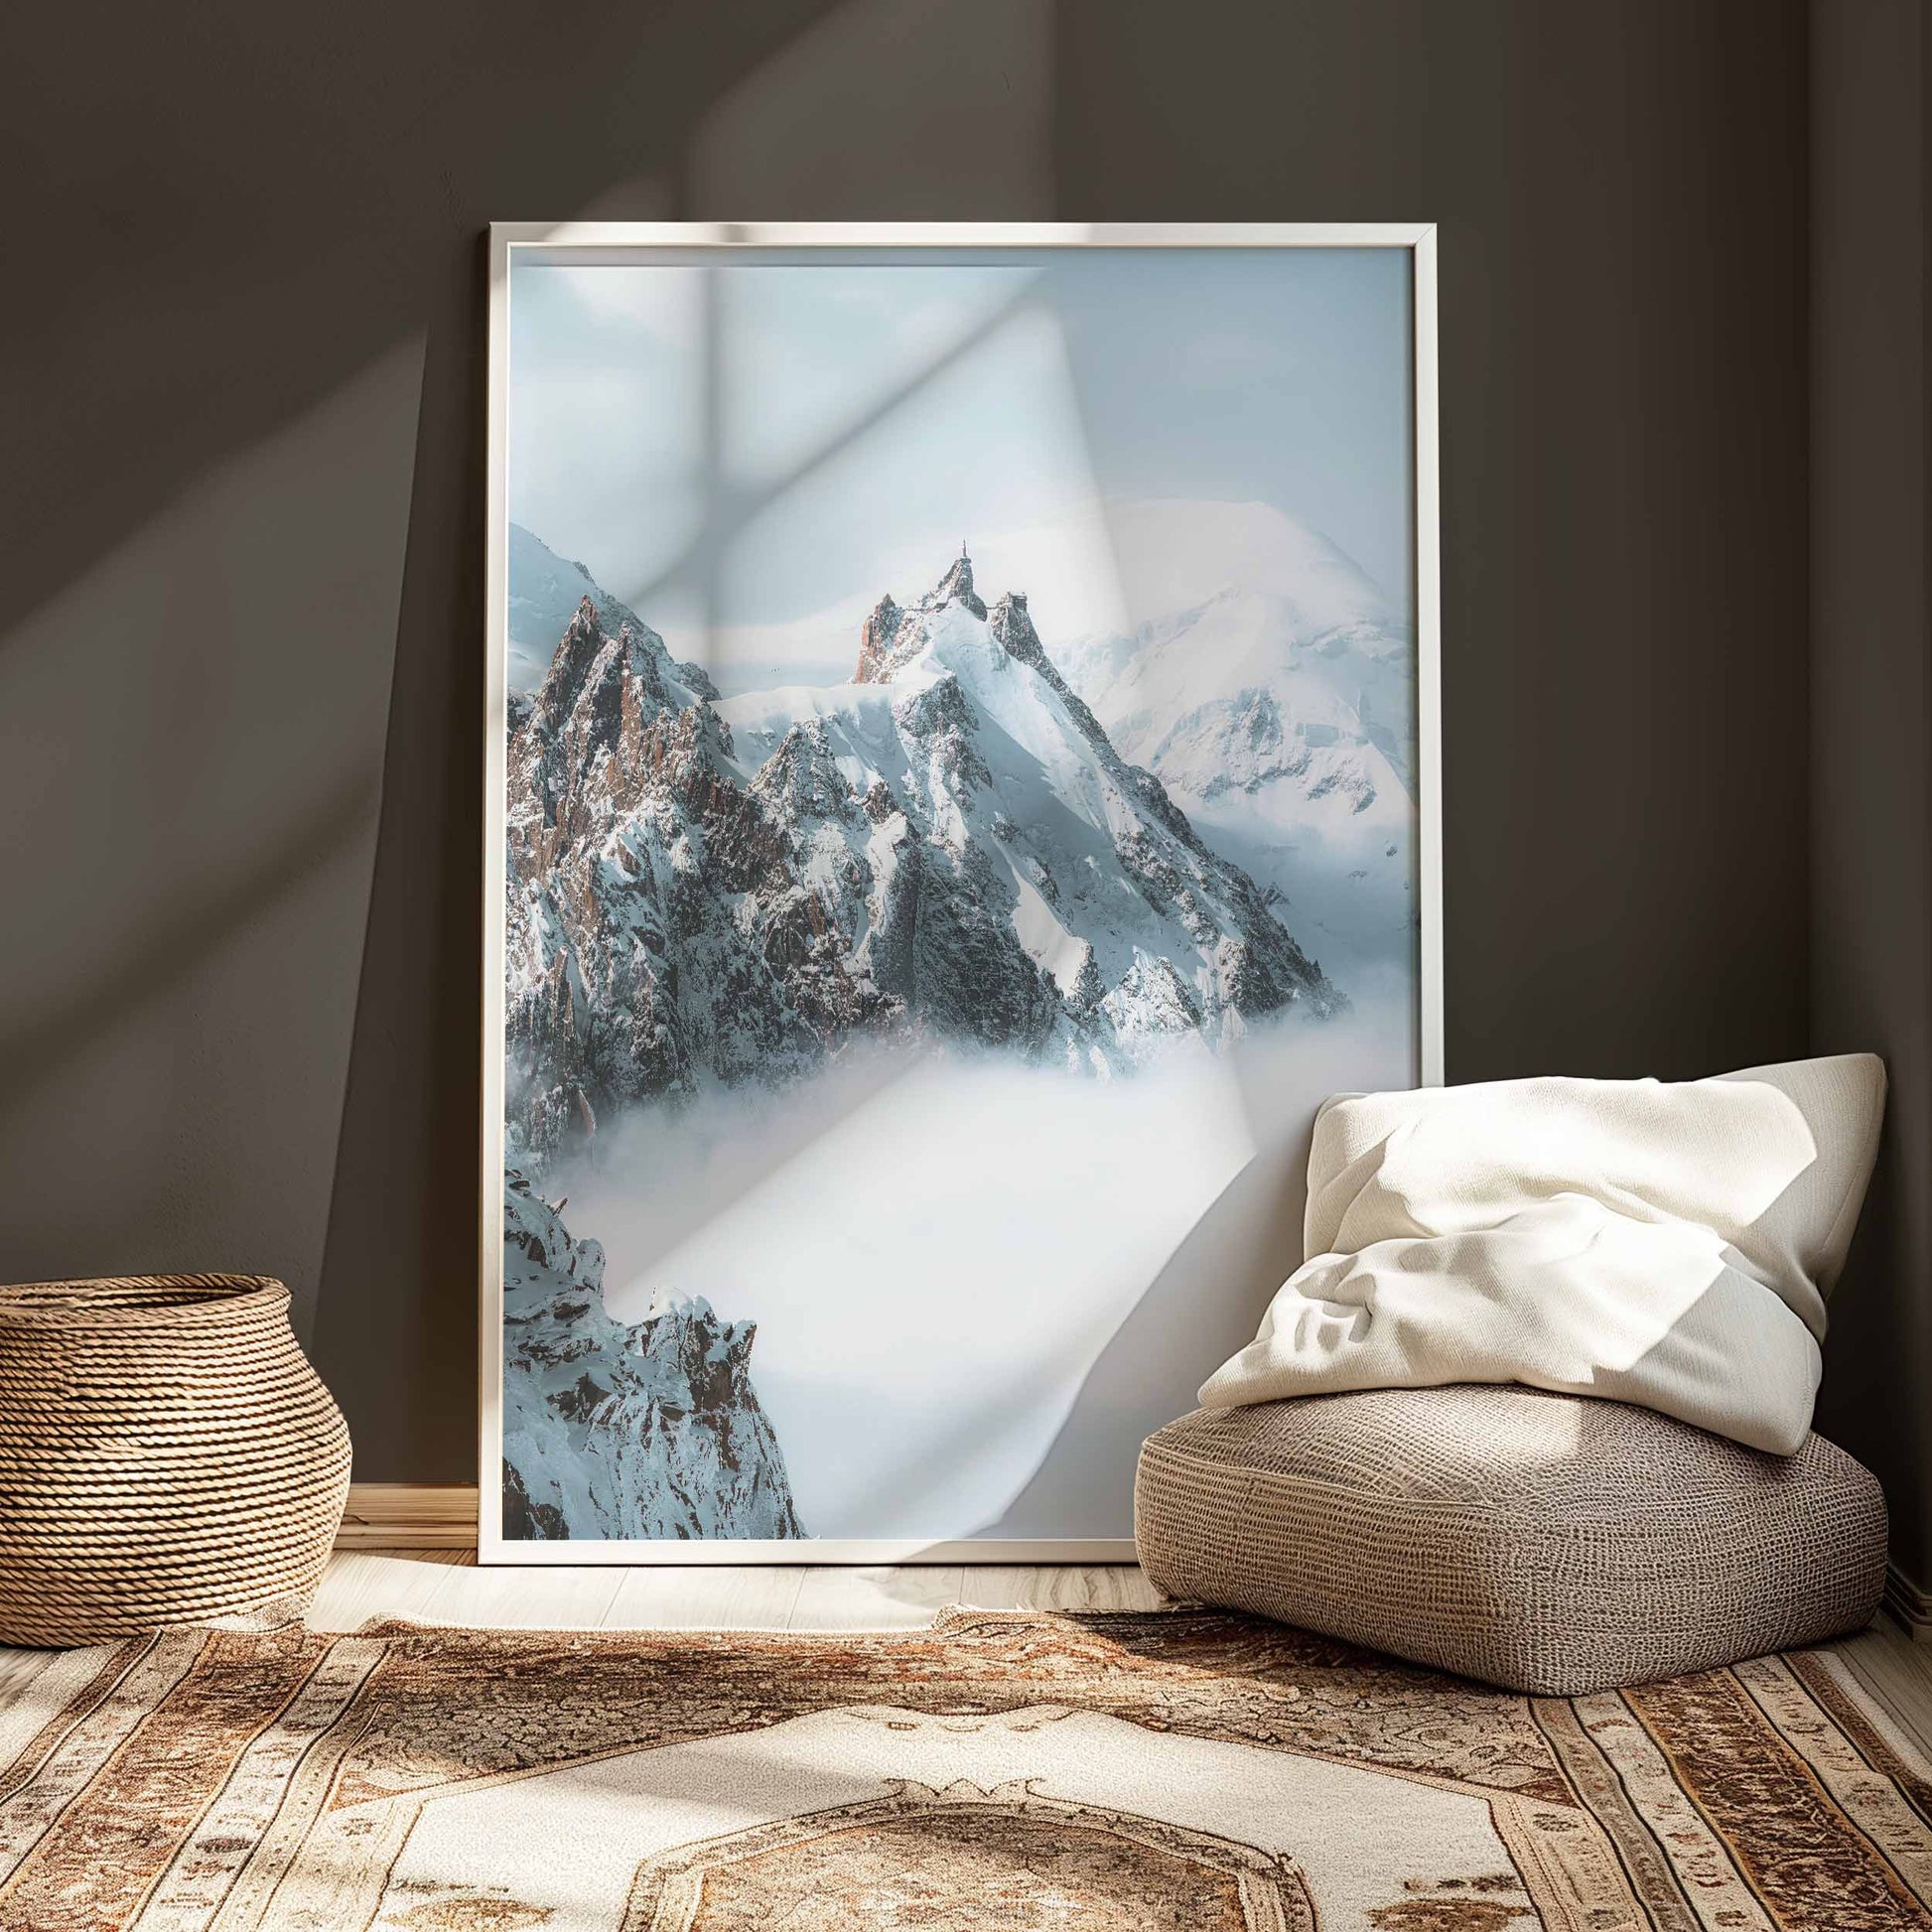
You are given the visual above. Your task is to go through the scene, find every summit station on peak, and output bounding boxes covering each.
[932,542,986,619]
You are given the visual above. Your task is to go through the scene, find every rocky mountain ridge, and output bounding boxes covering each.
[503,543,1342,1172]
[500,1171,802,1540]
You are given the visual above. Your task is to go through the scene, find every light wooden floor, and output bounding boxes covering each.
[308,1550,1166,1633]
[4,1553,1928,1762]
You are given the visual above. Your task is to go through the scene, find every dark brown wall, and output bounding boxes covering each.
[1808,0,1932,1587]
[0,1,1814,1483]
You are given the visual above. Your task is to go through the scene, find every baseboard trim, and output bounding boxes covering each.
[337,1484,480,1550]
[1885,1560,1932,1642]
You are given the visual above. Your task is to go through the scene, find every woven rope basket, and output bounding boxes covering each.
[0,1275,351,1647]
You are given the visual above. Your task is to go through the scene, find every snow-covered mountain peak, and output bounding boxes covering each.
[931,544,986,619]
[511,526,719,709]
[854,548,1002,681]
[1042,502,1418,987]
[843,565,1118,784]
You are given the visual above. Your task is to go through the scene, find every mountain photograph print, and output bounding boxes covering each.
[486,228,1438,1555]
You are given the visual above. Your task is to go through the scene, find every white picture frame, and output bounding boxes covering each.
[481,222,1442,1564]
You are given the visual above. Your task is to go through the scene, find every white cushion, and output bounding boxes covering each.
[1198,1054,1886,1452]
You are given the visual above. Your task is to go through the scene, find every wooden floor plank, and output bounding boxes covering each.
[788,1565,966,1630]
[415,1561,628,1630]
[957,1565,1167,1612]
[307,1552,469,1632]
[605,1566,806,1631]
[0,1647,60,1704]
[1832,1615,1932,1759]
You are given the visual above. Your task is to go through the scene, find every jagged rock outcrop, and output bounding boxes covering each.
[502,540,1342,1170]
[500,1171,803,1541]
[934,544,987,618]
[853,594,903,683]
[508,521,719,699]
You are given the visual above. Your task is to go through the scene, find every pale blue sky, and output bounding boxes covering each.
[508,247,1414,674]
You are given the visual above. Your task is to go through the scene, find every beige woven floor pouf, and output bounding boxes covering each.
[1136,1385,1887,1695]
[0,1275,351,1647]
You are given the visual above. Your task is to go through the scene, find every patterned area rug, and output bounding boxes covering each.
[1,1607,1928,1930]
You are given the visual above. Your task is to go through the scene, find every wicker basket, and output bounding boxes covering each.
[0,1275,351,1646]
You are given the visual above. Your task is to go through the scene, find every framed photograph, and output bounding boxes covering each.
[482,222,1441,1563]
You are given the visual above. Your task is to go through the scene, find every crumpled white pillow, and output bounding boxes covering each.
[1197,1054,1886,1453]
